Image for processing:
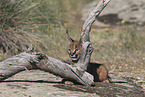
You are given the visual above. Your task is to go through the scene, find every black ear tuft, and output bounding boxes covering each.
[66,29,74,43]
[79,37,82,44]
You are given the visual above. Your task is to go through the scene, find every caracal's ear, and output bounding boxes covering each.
[66,29,74,43]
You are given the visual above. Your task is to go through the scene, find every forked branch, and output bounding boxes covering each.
[81,0,111,43]
[76,0,111,71]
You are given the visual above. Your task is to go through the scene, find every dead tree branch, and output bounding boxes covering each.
[0,52,93,85]
[76,0,111,71]
[0,52,39,80]
[81,0,111,42]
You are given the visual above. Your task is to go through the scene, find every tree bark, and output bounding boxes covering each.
[0,52,93,85]
[81,0,111,43]
[0,52,39,80]
[76,0,111,71]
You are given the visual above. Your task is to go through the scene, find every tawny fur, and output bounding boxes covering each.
[67,41,111,83]
[68,41,82,63]
[87,62,111,82]
[66,30,111,83]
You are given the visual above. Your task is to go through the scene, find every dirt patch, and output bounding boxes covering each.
[0,70,98,97]
[0,70,144,97]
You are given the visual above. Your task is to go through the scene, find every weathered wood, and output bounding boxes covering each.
[0,52,39,80]
[0,52,93,85]
[76,42,93,71]
[36,55,94,85]
[81,0,111,43]
[76,0,111,71]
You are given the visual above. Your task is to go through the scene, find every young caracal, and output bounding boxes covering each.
[66,29,111,83]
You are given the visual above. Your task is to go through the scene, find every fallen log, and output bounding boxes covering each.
[0,52,93,85]
[0,52,39,80]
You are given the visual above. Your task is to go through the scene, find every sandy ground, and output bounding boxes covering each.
[0,70,99,97]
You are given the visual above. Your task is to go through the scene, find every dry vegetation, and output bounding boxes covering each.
[0,0,93,60]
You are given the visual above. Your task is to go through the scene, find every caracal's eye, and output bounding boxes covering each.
[68,49,71,52]
[75,49,79,52]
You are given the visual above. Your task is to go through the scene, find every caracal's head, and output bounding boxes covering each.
[66,29,82,63]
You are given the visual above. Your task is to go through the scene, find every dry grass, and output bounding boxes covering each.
[0,0,144,66]
[90,26,145,64]
[0,0,93,60]
[0,0,41,56]
[0,0,144,65]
